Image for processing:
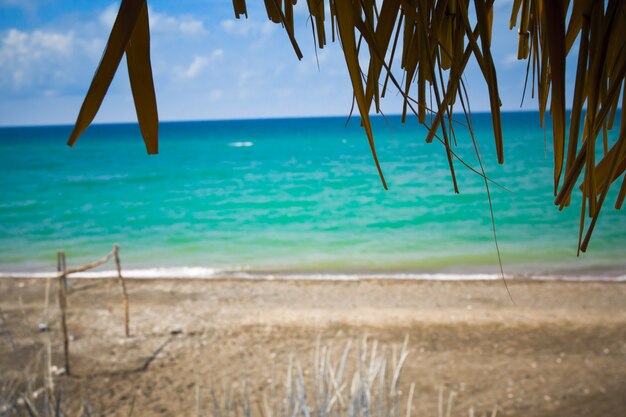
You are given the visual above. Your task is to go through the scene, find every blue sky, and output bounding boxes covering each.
[0,0,574,126]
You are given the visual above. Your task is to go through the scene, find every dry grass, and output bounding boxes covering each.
[0,341,92,417]
[1,336,492,417]
[198,336,495,417]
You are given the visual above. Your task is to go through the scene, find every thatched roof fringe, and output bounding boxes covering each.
[66,0,625,252]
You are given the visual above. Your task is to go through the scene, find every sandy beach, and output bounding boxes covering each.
[1,277,625,417]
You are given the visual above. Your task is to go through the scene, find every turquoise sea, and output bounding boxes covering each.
[0,113,624,280]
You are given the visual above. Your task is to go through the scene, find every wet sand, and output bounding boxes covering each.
[1,278,625,416]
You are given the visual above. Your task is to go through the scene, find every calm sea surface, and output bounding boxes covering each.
[1,113,624,280]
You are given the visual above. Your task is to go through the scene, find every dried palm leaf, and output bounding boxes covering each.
[68,0,157,154]
[511,0,626,251]
[126,1,159,154]
[68,0,625,251]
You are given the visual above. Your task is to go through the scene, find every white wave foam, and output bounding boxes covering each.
[1,268,624,282]
[66,174,128,182]
[0,267,222,279]
[0,200,37,209]
[228,141,253,147]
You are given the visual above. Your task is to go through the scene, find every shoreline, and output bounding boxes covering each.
[2,270,626,282]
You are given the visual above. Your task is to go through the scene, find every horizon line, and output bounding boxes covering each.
[0,108,618,129]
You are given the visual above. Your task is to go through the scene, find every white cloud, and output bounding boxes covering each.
[238,69,254,85]
[220,19,236,32]
[0,28,80,88]
[177,56,208,79]
[3,28,74,56]
[502,52,521,67]
[209,89,223,101]
[220,18,276,37]
[99,4,117,28]
[174,50,223,79]
[0,3,216,97]
[260,21,275,36]
[150,9,207,36]
[99,4,207,36]
[275,88,293,99]
[178,20,205,35]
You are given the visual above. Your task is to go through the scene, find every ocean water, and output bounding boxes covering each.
[0,113,624,280]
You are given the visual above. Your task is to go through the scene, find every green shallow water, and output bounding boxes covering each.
[0,113,624,278]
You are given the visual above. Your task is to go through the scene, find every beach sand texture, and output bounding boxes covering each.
[1,278,625,417]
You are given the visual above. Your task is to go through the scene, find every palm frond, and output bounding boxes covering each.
[67,0,626,251]
[511,0,626,251]
[68,0,157,155]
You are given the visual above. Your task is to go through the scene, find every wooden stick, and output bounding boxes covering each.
[57,251,70,376]
[114,244,130,337]
[43,275,51,324]
[63,250,114,276]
